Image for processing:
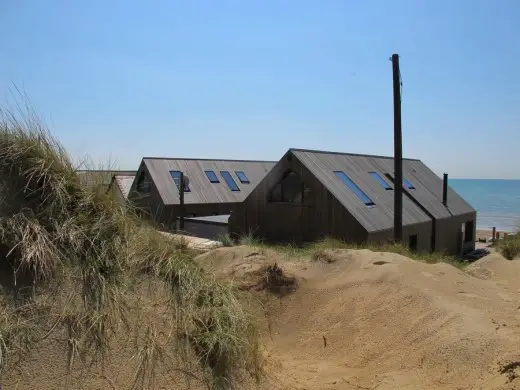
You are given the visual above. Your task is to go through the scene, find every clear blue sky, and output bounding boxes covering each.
[1,1,519,178]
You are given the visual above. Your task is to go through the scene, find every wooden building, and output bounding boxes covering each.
[182,214,230,241]
[229,149,477,255]
[127,157,276,231]
[106,174,136,204]
[77,170,136,193]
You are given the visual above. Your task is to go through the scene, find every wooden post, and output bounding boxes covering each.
[442,173,448,206]
[492,227,496,242]
[179,172,185,231]
[459,230,464,256]
[392,53,403,242]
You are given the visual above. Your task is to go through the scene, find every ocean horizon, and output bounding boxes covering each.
[450,178,520,232]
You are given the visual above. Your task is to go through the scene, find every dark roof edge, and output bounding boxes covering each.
[142,157,277,163]
[76,169,137,173]
[288,148,421,162]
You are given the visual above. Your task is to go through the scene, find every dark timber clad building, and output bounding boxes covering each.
[229,149,476,255]
[106,174,136,204]
[128,157,276,231]
[77,170,137,193]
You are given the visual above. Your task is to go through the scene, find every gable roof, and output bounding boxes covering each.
[77,170,137,187]
[142,157,276,205]
[290,148,475,233]
[111,175,136,199]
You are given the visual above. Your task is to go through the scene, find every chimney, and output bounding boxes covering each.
[442,173,448,206]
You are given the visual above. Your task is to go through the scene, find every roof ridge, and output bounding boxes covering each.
[289,148,420,161]
[76,169,137,173]
[142,157,277,163]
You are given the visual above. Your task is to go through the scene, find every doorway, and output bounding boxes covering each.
[409,234,418,252]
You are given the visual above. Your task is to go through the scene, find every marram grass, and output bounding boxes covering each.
[0,106,260,389]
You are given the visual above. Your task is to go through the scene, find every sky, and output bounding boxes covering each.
[1,1,519,179]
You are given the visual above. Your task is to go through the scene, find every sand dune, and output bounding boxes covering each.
[4,246,520,389]
[198,247,520,389]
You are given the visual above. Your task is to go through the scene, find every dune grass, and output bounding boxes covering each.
[0,106,260,388]
[231,236,465,268]
[497,233,520,260]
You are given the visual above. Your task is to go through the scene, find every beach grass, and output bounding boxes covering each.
[497,233,520,260]
[0,105,260,388]
[231,236,465,268]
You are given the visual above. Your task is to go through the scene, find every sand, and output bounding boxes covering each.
[477,229,514,241]
[198,246,520,389]
[4,246,520,389]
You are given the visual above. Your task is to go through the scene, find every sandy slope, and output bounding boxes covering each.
[4,247,520,389]
[198,247,520,389]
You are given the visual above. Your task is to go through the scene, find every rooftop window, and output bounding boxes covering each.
[220,171,240,191]
[205,170,219,183]
[403,178,416,190]
[170,171,191,192]
[235,171,250,184]
[334,171,375,206]
[369,172,392,190]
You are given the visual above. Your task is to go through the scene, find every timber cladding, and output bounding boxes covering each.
[127,157,276,231]
[230,148,477,255]
[142,157,275,205]
[229,151,368,243]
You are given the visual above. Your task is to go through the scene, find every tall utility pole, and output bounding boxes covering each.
[179,172,185,231]
[392,53,403,242]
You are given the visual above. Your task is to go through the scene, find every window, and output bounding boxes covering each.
[403,178,415,190]
[170,171,191,192]
[369,172,392,190]
[220,171,240,191]
[205,170,219,183]
[334,171,375,206]
[235,171,250,184]
[268,170,311,204]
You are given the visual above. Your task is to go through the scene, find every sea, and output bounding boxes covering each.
[450,179,520,232]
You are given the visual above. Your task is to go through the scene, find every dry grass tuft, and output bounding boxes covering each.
[312,248,337,264]
[218,233,235,247]
[257,264,297,297]
[0,103,260,388]
[239,236,465,268]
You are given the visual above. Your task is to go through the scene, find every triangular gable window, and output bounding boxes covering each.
[268,170,312,204]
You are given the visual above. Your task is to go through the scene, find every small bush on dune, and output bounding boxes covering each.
[0,105,260,388]
[239,232,260,246]
[498,234,520,260]
[218,233,235,247]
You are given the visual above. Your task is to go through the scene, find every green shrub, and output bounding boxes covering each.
[218,233,235,247]
[498,234,520,260]
[239,232,260,246]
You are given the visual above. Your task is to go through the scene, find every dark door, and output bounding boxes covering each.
[409,234,418,252]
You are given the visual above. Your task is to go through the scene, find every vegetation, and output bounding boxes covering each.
[217,233,235,247]
[0,106,260,389]
[230,236,466,268]
[497,233,520,260]
[238,232,260,247]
